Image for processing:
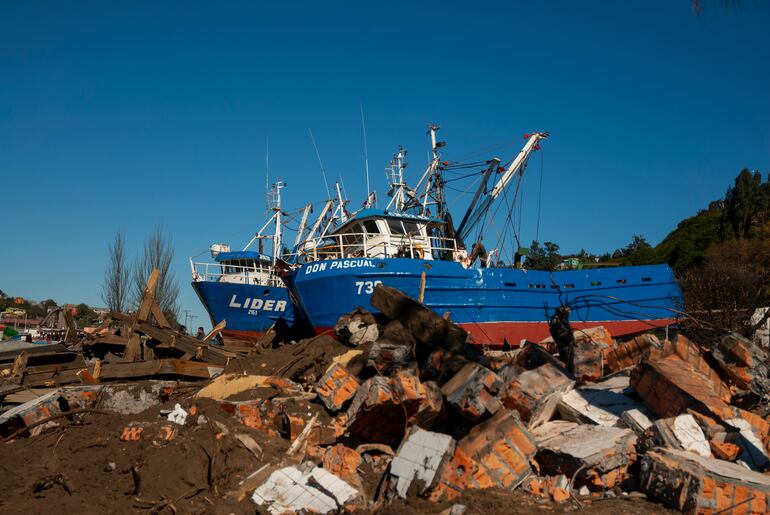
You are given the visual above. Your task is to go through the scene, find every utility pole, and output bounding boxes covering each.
[183,310,197,330]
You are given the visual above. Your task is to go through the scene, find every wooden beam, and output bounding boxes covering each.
[203,320,226,343]
[137,269,160,321]
[20,359,223,387]
[123,331,142,362]
[150,302,170,328]
[64,310,79,344]
[108,312,236,364]
[418,271,427,303]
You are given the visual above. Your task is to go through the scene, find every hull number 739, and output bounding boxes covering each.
[355,280,382,295]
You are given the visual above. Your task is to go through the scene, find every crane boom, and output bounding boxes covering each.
[458,132,548,242]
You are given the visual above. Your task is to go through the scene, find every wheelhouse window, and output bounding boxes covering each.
[341,224,364,245]
[363,220,379,234]
[387,219,406,235]
[403,221,421,235]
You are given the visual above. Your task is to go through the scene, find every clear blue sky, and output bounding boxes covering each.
[2,1,769,328]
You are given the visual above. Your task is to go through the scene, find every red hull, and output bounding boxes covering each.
[221,328,265,343]
[313,318,677,347]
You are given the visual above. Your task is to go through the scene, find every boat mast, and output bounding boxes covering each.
[385,146,408,212]
[420,125,447,221]
[293,203,313,248]
[335,182,347,223]
[271,179,285,265]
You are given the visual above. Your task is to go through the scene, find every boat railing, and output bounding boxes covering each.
[190,260,283,287]
[296,231,458,262]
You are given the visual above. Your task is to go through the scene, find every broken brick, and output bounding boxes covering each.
[532,420,637,490]
[500,362,574,428]
[323,444,362,480]
[630,353,733,421]
[314,363,360,412]
[604,333,660,373]
[430,409,537,501]
[714,332,770,402]
[640,447,770,514]
[441,363,503,421]
[345,370,439,446]
[710,439,741,461]
[662,334,731,403]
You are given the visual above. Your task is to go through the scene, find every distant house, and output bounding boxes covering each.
[555,256,582,271]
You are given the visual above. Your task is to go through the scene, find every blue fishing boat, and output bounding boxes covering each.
[283,127,684,346]
[190,180,299,343]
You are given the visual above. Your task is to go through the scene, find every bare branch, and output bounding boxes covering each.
[133,226,180,324]
[100,230,131,313]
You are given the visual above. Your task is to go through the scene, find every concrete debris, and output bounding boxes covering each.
[430,409,537,501]
[714,332,770,402]
[251,462,361,514]
[556,373,653,430]
[532,420,637,489]
[604,333,661,373]
[570,326,615,382]
[345,371,441,446]
[441,363,503,421]
[630,353,733,420]
[335,307,379,346]
[389,427,455,498]
[368,340,414,375]
[649,414,712,458]
[724,415,770,471]
[501,362,574,428]
[640,447,770,514]
[662,334,732,402]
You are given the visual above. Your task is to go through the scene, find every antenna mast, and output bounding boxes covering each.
[265,136,270,217]
[360,103,373,207]
[309,129,331,199]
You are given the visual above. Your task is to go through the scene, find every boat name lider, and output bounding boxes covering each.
[228,295,288,314]
[304,259,377,274]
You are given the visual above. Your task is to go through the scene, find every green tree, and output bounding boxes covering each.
[74,303,99,327]
[723,169,762,238]
[525,240,561,271]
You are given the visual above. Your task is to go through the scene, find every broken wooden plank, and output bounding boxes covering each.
[10,351,28,383]
[19,359,223,387]
[136,268,160,321]
[204,320,226,343]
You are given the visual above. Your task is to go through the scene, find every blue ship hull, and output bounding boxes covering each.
[191,280,295,342]
[284,258,684,346]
